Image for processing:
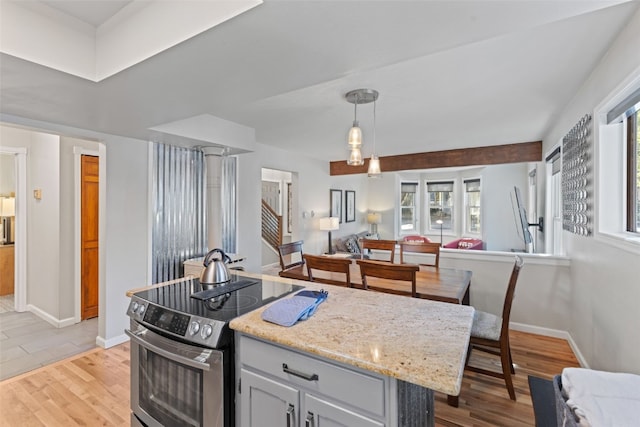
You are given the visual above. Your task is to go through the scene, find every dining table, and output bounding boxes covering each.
[279,258,471,305]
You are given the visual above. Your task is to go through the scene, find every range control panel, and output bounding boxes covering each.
[127,296,225,348]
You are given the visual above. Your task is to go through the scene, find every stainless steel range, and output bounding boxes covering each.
[126,275,303,427]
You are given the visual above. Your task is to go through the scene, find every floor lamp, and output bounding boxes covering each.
[436,219,443,247]
[319,217,340,254]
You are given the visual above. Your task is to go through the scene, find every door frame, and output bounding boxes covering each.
[74,146,100,323]
[0,146,27,312]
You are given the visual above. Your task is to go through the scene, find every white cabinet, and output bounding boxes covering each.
[240,369,299,427]
[237,334,389,427]
[304,394,384,427]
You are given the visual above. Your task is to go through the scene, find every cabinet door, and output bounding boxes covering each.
[304,394,385,427]
[241,369,300,427]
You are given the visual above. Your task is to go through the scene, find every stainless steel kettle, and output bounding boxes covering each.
[200,248,232,287]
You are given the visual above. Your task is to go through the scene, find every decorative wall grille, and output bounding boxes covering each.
[562,114,593,236]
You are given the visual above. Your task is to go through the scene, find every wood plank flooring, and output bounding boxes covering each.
[0,330,579,426]
[434,330,580,426]
[0,343,130,427]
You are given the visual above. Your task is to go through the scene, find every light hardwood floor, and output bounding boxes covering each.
[0,331,579,426]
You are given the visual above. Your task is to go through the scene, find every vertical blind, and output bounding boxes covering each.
[152,143,207,283]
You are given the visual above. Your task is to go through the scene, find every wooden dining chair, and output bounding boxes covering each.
[303,254,352,287]
[449,255,524,407]
[356,259,420,297]
[399,241,441,267]
[359,239,397,263]
[277,240,304,271]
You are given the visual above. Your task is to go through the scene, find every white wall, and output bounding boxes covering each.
[0,153,15,195]
[481,163,529,251]
[540,7,640,373]
[28,132,62,318]
[101,136,149,345]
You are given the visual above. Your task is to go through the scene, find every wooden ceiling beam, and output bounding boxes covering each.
[329,141,542,176]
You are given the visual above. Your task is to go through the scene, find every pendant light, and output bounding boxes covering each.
[367,96,382,177]
[347,93,362,148]
[345,89,378,166]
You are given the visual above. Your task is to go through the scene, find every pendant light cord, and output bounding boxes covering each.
[373,98,377,155]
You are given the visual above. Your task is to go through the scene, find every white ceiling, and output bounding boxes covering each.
[1,1,638,162]
[39,0,131,27]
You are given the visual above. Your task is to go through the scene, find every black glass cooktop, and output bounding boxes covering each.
[133,275,304,323]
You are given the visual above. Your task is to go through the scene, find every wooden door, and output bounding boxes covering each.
[81,155,99,320]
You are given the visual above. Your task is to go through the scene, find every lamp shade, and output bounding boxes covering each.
[347,147,364,165]
[0,197,15,217]
[367,212,382,224]
[347,122,362,146]
[367,155,381,177]
[319,216,340,231]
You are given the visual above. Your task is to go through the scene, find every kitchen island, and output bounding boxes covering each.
[230,272,475,427]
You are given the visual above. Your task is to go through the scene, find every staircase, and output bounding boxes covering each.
[261,199,283,252]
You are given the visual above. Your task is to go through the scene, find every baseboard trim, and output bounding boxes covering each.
[97,333,129,349]
[510,322,589,368]
[27,304,76,328]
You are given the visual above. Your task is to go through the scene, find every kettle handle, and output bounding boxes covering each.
[203,248,232,266]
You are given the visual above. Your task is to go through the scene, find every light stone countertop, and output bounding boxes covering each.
[229,271,475,396]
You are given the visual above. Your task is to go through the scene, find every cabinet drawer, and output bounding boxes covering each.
[240,335,387,417]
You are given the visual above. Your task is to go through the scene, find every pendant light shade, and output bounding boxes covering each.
[347,146,364,165]
[367,96,382,177]
[367,155,381,176]
[348,121,362,146]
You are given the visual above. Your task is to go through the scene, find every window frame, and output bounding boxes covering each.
[463,178,481,235]
[593,70,640,252]
[426,180,455,232]
[398,181,419,235]
[626,110,639,233]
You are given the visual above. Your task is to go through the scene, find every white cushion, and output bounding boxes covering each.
[471,310,502,341]
[562,368,640,427]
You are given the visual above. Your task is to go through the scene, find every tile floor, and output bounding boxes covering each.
[0,294,98,381]
[0,294,14,314]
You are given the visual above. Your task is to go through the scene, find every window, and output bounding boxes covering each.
[464,179,481,234]
[627,110,639,232]
[604,85,640,235]
[598,80,640,245]
[400,182,418,232]
[427,181,454,230]
[545,146,563,254]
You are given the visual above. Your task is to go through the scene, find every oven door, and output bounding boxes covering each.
[126,324,229,427]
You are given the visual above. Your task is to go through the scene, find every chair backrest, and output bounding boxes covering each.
[399,241,441,267]
[356,259,420,297]
[278,240,304,271]
[360,239,397,263]
[303,254,352,287]
[402,235,431,243]
[500,255,524,339]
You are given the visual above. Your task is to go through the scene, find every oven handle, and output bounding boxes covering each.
[125,328,211,371]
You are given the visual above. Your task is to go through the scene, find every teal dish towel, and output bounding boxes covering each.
[262,290,328,327]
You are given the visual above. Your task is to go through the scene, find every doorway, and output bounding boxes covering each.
[261,168,295,268]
